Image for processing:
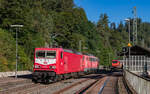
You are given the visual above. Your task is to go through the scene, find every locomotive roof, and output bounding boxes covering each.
[35,48,82,55]
[35,48,99,60]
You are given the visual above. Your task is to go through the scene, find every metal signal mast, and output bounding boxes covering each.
[133,7,138,45]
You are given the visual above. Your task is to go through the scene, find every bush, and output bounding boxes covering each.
[0,28,31,71]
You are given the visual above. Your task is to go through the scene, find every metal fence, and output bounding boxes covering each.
[123,55,150,73]
[124,70,150,94]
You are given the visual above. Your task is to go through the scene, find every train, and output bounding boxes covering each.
[32,48,99,83]
[111,60,123,69]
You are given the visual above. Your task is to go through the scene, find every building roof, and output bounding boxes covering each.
[118,45,150,57]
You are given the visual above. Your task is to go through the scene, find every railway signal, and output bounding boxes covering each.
[122,47,128,54]
[128,43,132,47]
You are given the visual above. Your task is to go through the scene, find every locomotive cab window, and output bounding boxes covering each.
[36,51,45,58]
[112,61,118,63]
[46,51,56,58]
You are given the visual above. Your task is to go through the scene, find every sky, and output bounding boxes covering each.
[74,0,150,24]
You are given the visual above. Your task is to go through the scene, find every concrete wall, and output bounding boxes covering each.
[124,70,150,94]
[0,71,32,78]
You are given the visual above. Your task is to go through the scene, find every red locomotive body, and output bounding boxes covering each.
[91,56,99,70]
[33,48,59,73]
[32,48,99,83]
[62,50,83,74]
[33,48,83,83]
[90,56,99,72]
[82,55,99,73]
[112,60,122,69]
[82,55,90,72]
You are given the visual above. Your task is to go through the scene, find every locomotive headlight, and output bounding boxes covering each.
[35,65,40,69]
[52,66,56,69]
[49,66,56,69]
[49,66,52,69]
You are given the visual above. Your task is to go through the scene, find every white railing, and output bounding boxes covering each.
[123,56,150,73]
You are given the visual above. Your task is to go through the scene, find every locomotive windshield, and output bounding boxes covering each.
[46,51,56,58]
[112,61,118,63]
[36,51,56,58]
[36,51,45,58]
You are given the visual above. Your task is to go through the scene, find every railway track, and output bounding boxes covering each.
[0,77,15,82]
[30,74,104,94]
[0,71,125,94]
[76,72,122,94]
[15,78,79,94]
[0,74,102,94]
[76,77,108,94]
[0,78,25,85]
[0,79,32,91]
[53,74,105,94]
[52,72,122,94]
[0,74,32,87]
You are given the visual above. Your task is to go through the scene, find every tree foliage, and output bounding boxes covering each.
[0,0,150,71]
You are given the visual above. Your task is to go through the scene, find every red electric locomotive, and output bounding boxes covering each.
[90,56,99,72]
[32,48,99,83]
[82,55,90,73]
[32,48,83,83]
[112,60,122,69]
[82,55,99,73]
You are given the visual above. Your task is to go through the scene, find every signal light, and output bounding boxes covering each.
[128,43,132,47]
